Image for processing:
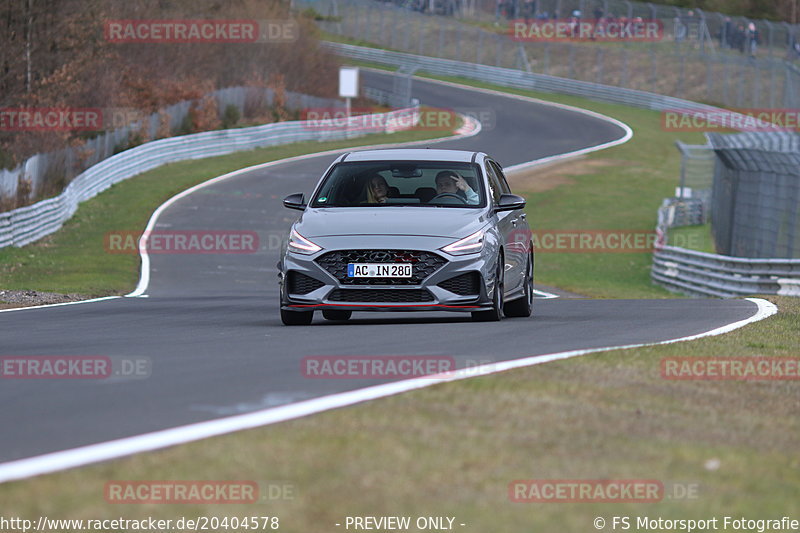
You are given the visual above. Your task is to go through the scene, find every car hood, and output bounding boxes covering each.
[296,207,488,239]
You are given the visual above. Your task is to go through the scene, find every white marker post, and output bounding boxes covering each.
[339,67,359,136]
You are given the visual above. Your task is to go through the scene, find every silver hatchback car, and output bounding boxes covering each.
[278,148,534,325]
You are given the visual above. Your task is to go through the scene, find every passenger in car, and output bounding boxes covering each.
[435,171,479,204]
[365,174,391,204]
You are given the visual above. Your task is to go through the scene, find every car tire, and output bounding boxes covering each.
[281,308,314,325]
[322,309,352,321]
[279,273,313,325]
[472,255,503,322]
[503,252,533,318]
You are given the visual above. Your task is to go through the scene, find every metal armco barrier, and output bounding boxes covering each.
[0,106,419,248]
[324,42,727,114]
[651,245,800,298]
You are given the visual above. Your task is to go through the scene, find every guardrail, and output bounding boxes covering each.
[651,245,800,298]
[0,106,419,248]
[0,87,344,203]
[325,42,739,114]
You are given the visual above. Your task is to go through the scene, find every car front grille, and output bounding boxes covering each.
[316,249,447,285]
[327,288,434,303]
[438,272,481,295]
[287,271,325,295]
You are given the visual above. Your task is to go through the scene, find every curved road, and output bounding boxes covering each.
[0,71,760,470]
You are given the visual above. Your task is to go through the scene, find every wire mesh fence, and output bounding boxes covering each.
[352,0,800,60]
[707,132,800,259]
[307,0,800,110]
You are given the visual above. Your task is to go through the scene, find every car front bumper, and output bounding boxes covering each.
[279,235,498,313]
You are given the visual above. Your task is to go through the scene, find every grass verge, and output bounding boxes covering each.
[1,296,796,531]
[669,223,716,253]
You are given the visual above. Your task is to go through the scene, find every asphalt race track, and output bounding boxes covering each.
[0,71,760,468]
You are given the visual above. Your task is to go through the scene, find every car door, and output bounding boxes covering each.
[485,159,523,293]
[492,159,531,294]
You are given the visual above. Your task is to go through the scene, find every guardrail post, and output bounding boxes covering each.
[418,18,425,55]
[763,19,774,59]
[476,27,483,64]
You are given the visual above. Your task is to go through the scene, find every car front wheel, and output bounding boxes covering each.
[280,277,314,325]
[472,255,504,322]
[503,252,533,318]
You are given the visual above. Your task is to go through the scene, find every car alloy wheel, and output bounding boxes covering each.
[504,252,533,318]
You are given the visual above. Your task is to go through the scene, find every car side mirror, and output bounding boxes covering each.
[495,193,526,212]
[283,193,307,211]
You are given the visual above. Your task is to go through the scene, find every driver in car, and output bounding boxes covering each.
[435,170,479,204]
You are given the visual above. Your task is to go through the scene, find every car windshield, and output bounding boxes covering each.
[310,161,486,208]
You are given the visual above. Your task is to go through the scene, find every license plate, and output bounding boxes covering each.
[347,263,412,278]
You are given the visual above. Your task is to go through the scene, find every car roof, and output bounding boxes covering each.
[340,148,482,163]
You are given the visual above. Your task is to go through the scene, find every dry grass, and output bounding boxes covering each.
[506,156,628,192]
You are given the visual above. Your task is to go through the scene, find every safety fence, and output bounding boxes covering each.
[654,133,799,297]
[306,0,800,109]
[367,0,800,62]
[707,133,800,259]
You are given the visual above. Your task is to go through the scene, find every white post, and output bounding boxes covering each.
[339,67,359,138]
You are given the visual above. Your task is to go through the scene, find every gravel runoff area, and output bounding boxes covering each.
[0,290,90,309]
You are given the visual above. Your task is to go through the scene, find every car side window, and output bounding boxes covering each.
[488,160,512,194]
[484,160,504,204]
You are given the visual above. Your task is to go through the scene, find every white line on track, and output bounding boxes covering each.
[0,296,121,314]
[401,74,634,172]
[0,298,777,483]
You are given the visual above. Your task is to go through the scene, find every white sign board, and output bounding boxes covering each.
[339,67,359,98]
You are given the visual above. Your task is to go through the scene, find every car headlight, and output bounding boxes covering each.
[441,229,484,255]
[287,228,322,254]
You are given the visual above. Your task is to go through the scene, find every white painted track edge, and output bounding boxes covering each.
[0,298,776,483]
